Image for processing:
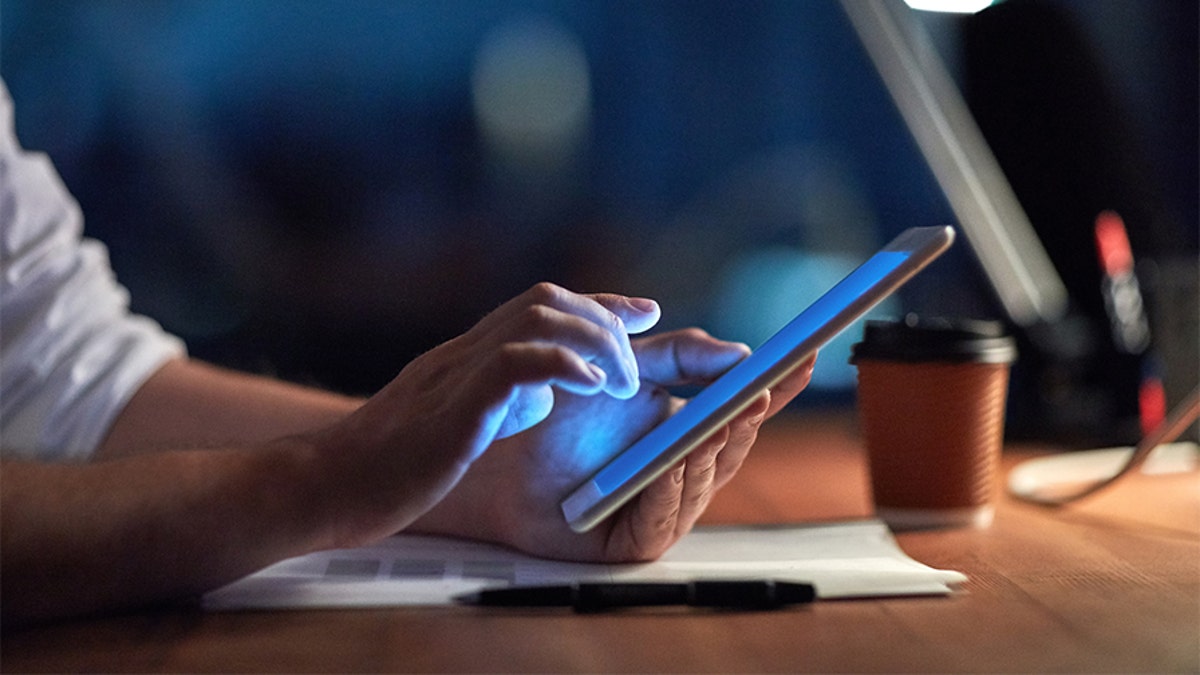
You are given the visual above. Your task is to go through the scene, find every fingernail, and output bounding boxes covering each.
[587,363,607,384]
[628,297,659,313]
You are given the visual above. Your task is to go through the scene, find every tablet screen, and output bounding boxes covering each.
[594,251,908,493]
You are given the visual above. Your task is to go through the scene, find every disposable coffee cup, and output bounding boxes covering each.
[850,316,1017,530]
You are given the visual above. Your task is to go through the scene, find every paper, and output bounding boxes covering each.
[1008,441,1199,500]
[203,519,966,611]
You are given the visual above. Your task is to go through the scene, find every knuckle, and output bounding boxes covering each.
[687,448,721,483]
[486,343,523,378]
[682,482,714,512]
[645,502,681,535]
[545,344,577,371]
[527,281,565,305]
[604,307,626,334]
[516,303,556,335]
[743,396,770,426]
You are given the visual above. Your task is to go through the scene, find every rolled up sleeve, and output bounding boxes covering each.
[0,82,185,461]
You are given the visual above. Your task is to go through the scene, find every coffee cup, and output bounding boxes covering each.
[850,315,1017,530]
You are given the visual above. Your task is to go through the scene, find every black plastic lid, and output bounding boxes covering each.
[849,315,1017,364]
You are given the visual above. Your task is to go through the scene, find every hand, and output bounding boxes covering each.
[308,283,662,549]
[410,328,815,562]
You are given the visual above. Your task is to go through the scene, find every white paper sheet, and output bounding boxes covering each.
[202,519,966,610]
[1007,441,1199,500]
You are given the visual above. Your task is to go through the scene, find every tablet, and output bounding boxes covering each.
[561,225,956,532]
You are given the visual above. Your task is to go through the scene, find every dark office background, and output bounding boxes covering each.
[2,0,1195,436]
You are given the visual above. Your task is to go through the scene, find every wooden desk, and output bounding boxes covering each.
[4,412,1198,673]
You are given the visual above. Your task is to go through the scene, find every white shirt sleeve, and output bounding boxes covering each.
[0,81,186,461]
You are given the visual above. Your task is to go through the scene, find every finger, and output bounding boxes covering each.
[605,460,686,562]
[672,425,729,537]
[472,342,607,414]
[512,305,645,399]
[633,328,750,386]
[472,284,652,399]
[763,354,816,418]
[586,293,662,334]
[467,302,635,399]
[711,391,770,490]
[568,291,661,395]
[467,342,618,450]
[603,419,733,562]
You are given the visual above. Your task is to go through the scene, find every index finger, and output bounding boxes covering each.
[467,283,661,398]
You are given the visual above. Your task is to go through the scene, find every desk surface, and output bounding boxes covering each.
[4,412,1198,673]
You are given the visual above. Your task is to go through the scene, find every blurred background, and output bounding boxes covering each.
[3,0,1195,443]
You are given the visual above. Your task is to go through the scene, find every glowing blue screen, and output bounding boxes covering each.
[592,250,910,494]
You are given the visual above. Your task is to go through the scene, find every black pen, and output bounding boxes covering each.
[455,580,816,612]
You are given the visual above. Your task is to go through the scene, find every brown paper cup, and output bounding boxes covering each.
[851,317,1016,530]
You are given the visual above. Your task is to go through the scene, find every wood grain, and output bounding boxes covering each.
[4,412,1197,673]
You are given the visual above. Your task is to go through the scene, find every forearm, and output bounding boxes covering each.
[1,438,334,628]
[97,359,364,459]
[0,284,685,627]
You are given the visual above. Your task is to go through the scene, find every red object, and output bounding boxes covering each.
[1094,210,1134,276]
[1139,377,1167,437]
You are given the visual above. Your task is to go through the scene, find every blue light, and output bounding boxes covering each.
[903,0,996,14]
[710,249,898,391]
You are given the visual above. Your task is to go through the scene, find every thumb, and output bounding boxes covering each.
[633,329,751,386]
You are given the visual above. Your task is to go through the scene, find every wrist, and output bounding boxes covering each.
[407,469,508,545]
[247,434,347,555]
[289,420,479,552]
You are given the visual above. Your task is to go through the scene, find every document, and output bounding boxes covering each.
[203,519,966,611]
